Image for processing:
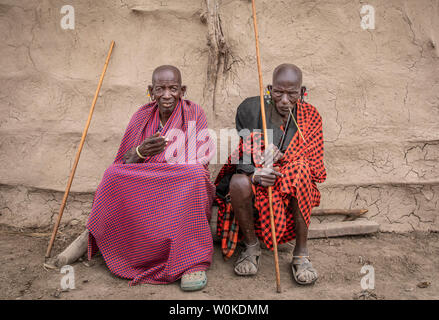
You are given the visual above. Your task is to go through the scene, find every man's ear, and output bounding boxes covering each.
[300,86,306,102]
[147,85,154,99]
[180,85,187,97]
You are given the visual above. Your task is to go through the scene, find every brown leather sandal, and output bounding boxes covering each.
[291,255,318,285]
[234,242,261,276]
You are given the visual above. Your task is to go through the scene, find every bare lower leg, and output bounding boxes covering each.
[229,174,261,276]
[291,198,309,256]
[290,198,318,284]
[229,174,258,245]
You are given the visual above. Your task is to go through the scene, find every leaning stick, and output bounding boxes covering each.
[45,41,115,259]
[250,0,281,293]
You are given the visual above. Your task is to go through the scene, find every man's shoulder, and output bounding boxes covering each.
[301,101,322,119]
[131,102,154,118]
[236,96,263,121]
[135,102,155,112]
[183,99,201,110]
[182,99,206,118]
[237,96,260,111]
[235,96,263,130]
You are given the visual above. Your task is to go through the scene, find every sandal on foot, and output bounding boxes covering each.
[234,241,261,276]
[291,255,318,285]
[180,271,207,291]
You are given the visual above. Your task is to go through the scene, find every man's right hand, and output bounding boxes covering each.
[253,166,284,187]
[137,132,168,158]
[260,144,284,166]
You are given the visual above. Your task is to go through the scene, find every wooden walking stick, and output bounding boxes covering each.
[45,40,115,259]
[250,0,282,293]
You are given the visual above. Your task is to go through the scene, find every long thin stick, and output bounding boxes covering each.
[45,40,115,259]
[289,108,306,143]
[250,0,281,293]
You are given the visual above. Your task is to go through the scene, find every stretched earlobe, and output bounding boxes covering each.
[265,84,273,104]
[181,86,187,100]
[300,86,307,103]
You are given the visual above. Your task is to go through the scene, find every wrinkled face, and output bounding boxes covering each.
[271,72,301,118]
[148,69,186,114]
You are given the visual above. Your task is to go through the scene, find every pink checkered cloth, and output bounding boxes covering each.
[87,99,215,285]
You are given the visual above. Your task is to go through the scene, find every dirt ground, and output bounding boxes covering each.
[1,224,438,300]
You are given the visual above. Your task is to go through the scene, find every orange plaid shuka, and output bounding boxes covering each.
[214,100,327,260]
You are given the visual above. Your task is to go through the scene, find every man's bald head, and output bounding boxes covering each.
[148,65,186,116]
[152,65,182,85]
[272,63,302,85]
[270,64,303,118]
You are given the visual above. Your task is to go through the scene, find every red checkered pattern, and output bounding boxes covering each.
[87,99,215,285]
[215,101,326,254]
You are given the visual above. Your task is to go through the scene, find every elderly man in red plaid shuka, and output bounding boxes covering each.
[215,64,326,285]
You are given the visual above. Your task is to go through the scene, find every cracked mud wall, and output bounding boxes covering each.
[0,0,438,232]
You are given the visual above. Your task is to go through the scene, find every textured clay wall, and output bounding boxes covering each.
[0,0,438,232]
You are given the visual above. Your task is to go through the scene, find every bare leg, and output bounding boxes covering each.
[229,174,261,276]
[291,198,309,256]
[229,174,257,244]
[291,198,318,284]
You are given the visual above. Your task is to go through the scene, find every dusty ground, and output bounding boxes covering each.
[1,224,438,300]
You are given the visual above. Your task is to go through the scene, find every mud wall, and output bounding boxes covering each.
[0,0,438,232]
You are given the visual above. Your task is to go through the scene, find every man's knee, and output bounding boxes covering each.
[102,165,119,183]
[286,161,312,184]
[229,174,252,199]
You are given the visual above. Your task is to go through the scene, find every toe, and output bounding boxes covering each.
[244,261,255,274]
[300,272,307,282]
[236,262,248,274]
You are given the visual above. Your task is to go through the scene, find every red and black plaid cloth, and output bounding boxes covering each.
[87,99,215,285]
[214,100,326,259]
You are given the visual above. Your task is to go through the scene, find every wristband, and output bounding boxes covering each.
[136,145,146,159]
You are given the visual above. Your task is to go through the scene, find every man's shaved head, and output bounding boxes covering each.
[272,63,302,85]
[152,65,182,85]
